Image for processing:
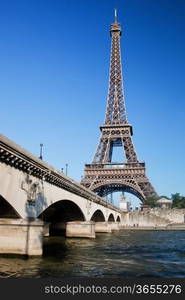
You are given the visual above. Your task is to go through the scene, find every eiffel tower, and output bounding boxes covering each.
[81,10,157,202]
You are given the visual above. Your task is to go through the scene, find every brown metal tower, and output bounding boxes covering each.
[81,10,157,202]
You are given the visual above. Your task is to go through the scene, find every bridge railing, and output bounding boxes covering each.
[0,134,121,213]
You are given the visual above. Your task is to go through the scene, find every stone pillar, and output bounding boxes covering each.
[95,222,112,233]
[0,218,44,256]
[66,221,95,238]
[110,222,120,231]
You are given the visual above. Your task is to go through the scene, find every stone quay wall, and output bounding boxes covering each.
[122,208,185,228]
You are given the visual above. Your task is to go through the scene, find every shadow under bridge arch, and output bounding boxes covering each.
[90,209,105,222]
[116,215,121,222]
[0,194,21,218]
[92,181,145,202]
[108,213,115,222]
[39,200,86,236]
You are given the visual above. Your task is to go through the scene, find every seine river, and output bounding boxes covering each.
[0,230,185,278]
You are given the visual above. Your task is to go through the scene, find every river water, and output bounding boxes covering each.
[0,230,185,278]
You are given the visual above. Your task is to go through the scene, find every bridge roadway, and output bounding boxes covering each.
[0,134,122,256]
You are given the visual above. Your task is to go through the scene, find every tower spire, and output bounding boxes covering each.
[106,9,125,125]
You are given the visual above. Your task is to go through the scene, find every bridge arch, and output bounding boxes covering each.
[92,180,145,202]
[108,213,115,222]
[90,209,105,222]
[39,199,86,222]
[39,199,86,236]
[0,194,21,218]
[116,215,121,222]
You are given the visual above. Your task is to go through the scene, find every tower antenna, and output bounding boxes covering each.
[114,8,117,22]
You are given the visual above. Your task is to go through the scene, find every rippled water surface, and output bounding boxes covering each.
[1,230,185,278]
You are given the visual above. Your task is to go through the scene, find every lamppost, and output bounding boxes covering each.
[39,143,43,160]
[65,163,68,176]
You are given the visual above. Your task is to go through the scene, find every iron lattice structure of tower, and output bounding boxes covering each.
[81,11,157,202]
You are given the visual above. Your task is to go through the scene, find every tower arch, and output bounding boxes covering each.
[92,181,145,202]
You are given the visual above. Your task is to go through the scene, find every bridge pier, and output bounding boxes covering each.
[95,222,112,233]
[0,218,44,256]
[66,221,95,238]
[110,222,120,231]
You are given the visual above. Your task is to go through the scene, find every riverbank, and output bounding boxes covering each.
[120,225,185,230]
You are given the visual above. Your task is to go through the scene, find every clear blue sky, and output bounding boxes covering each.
[0,0,185,206]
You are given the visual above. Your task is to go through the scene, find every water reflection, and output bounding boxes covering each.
[0,230,185,278]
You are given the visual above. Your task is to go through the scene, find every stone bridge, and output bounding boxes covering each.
[0,134,122,256]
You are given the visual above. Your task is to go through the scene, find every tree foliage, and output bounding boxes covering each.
[171,193,185,208]
[144,196,159,208]
[144,193,185,209]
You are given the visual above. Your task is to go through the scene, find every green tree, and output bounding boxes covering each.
[144,196,159,208]
[171,193,185,208]
[159,195,170,200]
